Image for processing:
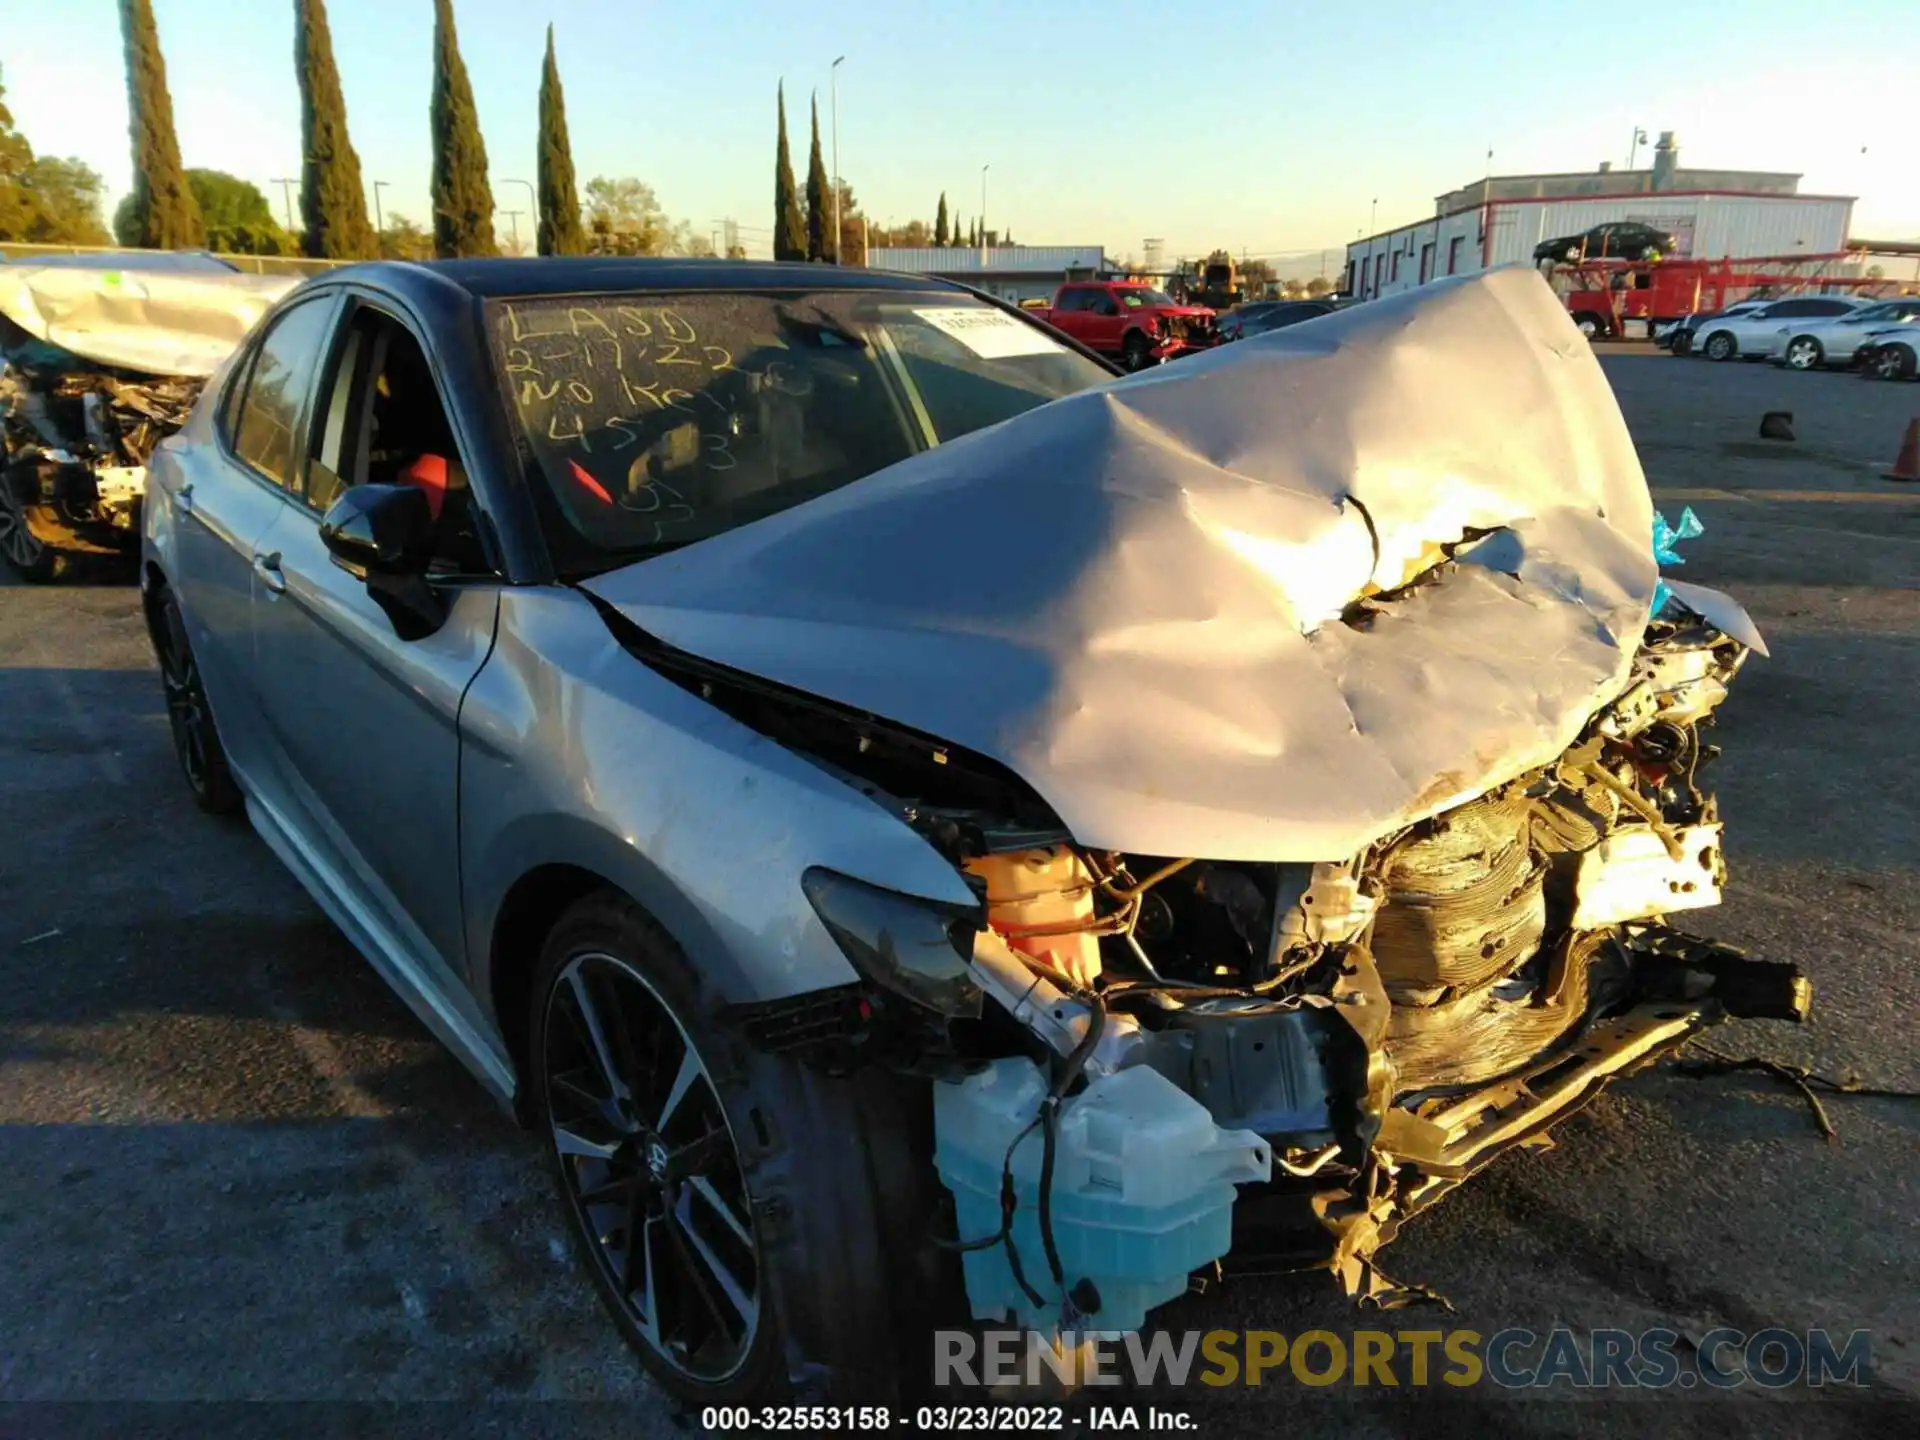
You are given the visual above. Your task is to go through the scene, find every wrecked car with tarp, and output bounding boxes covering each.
[0,261,293,579]
[144,257,1807,1407]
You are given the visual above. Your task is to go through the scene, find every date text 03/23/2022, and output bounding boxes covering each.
[701,1406,1194,1432]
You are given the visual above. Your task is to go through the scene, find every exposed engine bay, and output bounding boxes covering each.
[0,348,197,565]
[0,263,293,578]
[583,268,1811,1341]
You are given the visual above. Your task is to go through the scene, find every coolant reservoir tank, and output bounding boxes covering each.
[964,847,1102,988]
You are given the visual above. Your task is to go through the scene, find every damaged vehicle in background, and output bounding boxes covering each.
[141,257,1807,1406]
[0,262,293,580]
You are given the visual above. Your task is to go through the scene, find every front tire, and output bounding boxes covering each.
[1121,330,1154,372]
[1702,331,1738,362]
[530,891,958,1407]
[1869,344,1916,381]
[1784,336,1824,371]
[0,468,67,582]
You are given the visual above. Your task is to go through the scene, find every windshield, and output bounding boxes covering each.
[489,289,1110,574]
[1117,288,1176,308]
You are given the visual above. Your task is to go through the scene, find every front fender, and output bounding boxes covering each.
[461,587,979,1018]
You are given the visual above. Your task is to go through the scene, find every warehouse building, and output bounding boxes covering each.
[864,245,1110,304]
[1345,133,1855,301]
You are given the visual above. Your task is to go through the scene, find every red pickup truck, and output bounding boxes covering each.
[1028,280,1217,370]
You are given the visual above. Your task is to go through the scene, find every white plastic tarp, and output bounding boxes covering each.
[0,264,297,376]
[586,268,1666,863]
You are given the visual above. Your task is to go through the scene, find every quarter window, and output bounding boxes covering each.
[232,299,336,490]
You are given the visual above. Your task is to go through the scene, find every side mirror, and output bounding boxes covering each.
[318,483,446,640]
[319,483,435,577]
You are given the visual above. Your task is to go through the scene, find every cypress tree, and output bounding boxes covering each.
[118,0,204,249]
[773,82,805,261]
[804,92,830,262]
[934,192,948,247]
[430,0,496,258]
[536,24,584,256]
[295,0,375,259]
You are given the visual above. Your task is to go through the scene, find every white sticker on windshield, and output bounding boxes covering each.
[913,307,1060,359]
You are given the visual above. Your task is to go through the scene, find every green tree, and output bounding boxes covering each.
[582,176,703,256]
[0,66,41,239]
[934,192,949,247]
[804,92,830,262]
[4,152,112,245]
[772,81,805,261]
[429,0,496,258]
[118,0,204,248]
[186,169,290,254]
[295,0,375,259]
[377,211,435,260]
[536,25,585,256]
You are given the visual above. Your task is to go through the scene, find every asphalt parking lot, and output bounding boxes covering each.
[2,350,1916,1435]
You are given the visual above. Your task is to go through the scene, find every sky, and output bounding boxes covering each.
[2,0,1914,267]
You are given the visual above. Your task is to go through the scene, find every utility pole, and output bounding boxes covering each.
[980,164,989,264]
[501,209,523,251]
[830,55,845,264]
[271,177,297,232]
[372,180,390,234]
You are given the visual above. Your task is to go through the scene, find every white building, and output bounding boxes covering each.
[1345,133,1854,301]
[864,246,1109,304]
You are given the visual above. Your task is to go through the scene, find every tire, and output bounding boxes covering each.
[1121,330,1154,372]
[1572,313,1604,340]
[1784,336,1824,372]
[529,890,960,1408]
[1671,330,1694,357]
[0,470,68,582]
[1702,331,1738,362]
[148,586,244,814]
[1869,344,1916,382]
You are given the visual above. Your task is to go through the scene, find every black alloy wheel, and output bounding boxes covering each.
[1122,330,1154,372]
[0,469,65,582]
[152,589,242,813]
[541,949,761,1388]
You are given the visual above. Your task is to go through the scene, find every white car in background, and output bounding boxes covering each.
[1768,297,1920,371]
[1858,326,1919,381]
[1694,295,1865,361]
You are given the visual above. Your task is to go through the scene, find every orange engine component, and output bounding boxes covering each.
[963,847,1103,989]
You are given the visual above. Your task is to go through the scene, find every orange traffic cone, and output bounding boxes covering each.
[1890,419,1920,482]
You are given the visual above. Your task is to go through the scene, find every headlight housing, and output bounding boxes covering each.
[802,868,983,1017]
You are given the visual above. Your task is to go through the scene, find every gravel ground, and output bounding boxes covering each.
[1,350,1915,1437]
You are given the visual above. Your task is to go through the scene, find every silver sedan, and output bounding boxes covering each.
[141,260,1807,1406]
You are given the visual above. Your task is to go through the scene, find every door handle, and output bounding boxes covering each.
[252,551,286,595]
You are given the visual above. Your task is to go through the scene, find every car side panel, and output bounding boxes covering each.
[144,388,292,792]
[459,586,981,1027]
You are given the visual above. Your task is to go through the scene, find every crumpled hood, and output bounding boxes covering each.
[0,265,297,376]
[583,267,1658,862]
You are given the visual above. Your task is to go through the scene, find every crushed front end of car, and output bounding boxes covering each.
[0,264,292,578]
[584,267,1806,1348]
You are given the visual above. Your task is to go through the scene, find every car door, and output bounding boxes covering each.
[246,294,502,986]
[170,292,341,791]
[1085,290,1125,350]
[1050,286,1092,342]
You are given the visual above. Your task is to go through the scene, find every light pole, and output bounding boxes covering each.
[500,209,524,252]
[271,177,297,232]
[371,180,390,234]
[830,56,845,264]
[1627,127,1648,171]
[980,164,989,262]
[501,178,538,249]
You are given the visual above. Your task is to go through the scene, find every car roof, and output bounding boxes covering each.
[316,256,975,303]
